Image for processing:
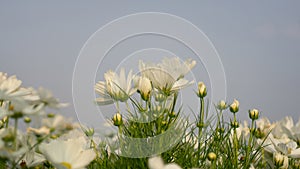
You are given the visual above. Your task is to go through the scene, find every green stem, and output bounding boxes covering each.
[13,118,18,150]
[118,125,124,154]
[245,120,255,167]
[216,110,223,131]
[233,114,238,168]
[210,160,216,169]
[116,102,120,114]
[5,117,9,128]
[198,97,205,162]
[170,92,178,113]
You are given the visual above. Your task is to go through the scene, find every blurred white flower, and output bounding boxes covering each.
[278,117,300,146]
[217,100,227,110]
[36,87,68,108]
[58,129,86,141]
[0,97,46,119]
[139,57,195,95]
[18,151,45,168]
[148,156,182,169]
[95,68,136,105]
[255,117,276,138]
[0,73,35,107]
[230,121,250,142]
[39,137,96,169]
[0,72,7,84]
[27,126,51,136]
[273,152,288,169]
[42,114,74,133]
[0,127,28,162]
[260,132,300,159]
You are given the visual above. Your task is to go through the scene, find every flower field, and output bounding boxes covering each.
[0,57,299,169]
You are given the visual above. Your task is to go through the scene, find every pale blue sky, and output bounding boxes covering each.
[1,1,300,126]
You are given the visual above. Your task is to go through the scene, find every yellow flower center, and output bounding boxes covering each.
[60,162,72,169]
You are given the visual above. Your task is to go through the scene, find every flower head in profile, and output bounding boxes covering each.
[229,99,239,113]
[217,100,227,110]
[95,68,136,105]
[197,82,207,98]
[39,137,96,169]
[273,152,288,168]
[36,87,68,108]
[134,76,152,101]
[0,73,30,100]
[139,57,196,95]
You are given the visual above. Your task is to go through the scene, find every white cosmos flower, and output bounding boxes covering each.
[0,127,28,162]
[95,68,136,105]
[139,57,196,95]
[255,117,276,138]
[0,74,30,100]
[18,151,45,168]
[273,152,289,169]
[277,117,300,146]
[39,137,96,169]
[0,72,7,84]
[0,74,21,95]
[27,126,51,136]
[148,156,182,169]
[36,87,68,108]
[259,133,300,159]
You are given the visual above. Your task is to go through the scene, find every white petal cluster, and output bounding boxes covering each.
[95,68,136,105]
[39,137,96,169]
[139,57,196,95]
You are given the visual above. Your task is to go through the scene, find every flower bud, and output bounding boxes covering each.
[217,100,227,110]
[83,127,95,137]
[273,152,285,167]
[112,113,123,126]
[207,152,217,161]
[155,93,166,102]
[217,127,225,134]
[47,113,55,118]
[291,159,300,169]
[229,99,239,113]
[9,105,14,111]
[231,120,239,128]
[2,116,8,123]
[254,128,265,139]
[24,116,31,123]
[197,122,205,128]
[137,76,152,101]
[197,82,207,98]
[249,109,259,120]
[50,134,58,139]
[169,111,176,118]
[161,121,167,126]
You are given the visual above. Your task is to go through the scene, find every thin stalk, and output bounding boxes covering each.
[125,101,130,113]
[210,160,217,169]
[233,114,239,168]
[116,101,120,114]
[245,120,255,167]
[216,110,223,130]
[5,117,9,128]
[170,92,178,113]
[13,118,18,150]
[198,97,205,161]
[261,148,266,168]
